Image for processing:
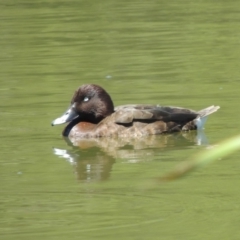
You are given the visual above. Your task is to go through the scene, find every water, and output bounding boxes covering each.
[1,1,240,239]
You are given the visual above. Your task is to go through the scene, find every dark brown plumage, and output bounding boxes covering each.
[52,84,220,138]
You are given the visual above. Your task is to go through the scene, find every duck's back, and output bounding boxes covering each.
[68,105,198,138]
[109,104,199,136]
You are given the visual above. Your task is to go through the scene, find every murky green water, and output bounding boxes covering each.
[1,1,240,239]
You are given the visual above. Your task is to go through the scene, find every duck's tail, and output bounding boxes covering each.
[195,105,220,129]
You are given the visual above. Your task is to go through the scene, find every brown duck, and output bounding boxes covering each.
[52,84,220,138]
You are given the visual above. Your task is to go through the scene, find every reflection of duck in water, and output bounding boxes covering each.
[54,147,115,182]
[53,131,209,182]
[52,84,220,141]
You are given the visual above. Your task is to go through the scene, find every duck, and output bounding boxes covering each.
[52,84,220,138]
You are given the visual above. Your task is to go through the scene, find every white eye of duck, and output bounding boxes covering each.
[83,96,90,102]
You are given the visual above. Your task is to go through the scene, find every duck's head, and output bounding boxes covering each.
[52,84,114,126]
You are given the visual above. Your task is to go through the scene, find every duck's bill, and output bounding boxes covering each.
[51,105,79,126]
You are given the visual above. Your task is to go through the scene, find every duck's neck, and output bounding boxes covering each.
[62,114,104,137]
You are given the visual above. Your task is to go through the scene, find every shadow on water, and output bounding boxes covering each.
[53,131,209,182]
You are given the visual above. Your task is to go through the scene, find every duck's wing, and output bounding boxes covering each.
[114,104,198,124]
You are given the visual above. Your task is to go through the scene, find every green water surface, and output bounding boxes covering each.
[1,1,240,239]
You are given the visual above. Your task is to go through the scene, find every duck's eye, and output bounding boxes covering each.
[83,96,90,102]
